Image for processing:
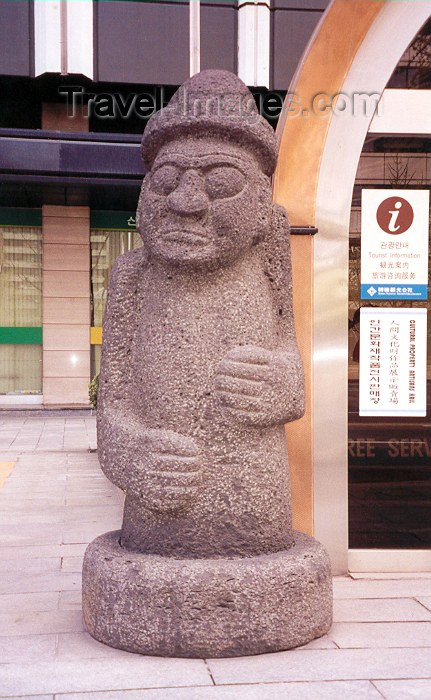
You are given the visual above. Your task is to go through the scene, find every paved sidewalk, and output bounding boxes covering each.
[0,415,430,699]
[0,414,96,453]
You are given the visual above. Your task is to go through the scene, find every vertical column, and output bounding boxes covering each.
[189,0,200,77]
[67,0,93,79]
[41,101,90,406]
[42,206,91,405]
[34,0,61,76]
[285,237,314,536]
[238,0,270,88]
[34,0,93,79]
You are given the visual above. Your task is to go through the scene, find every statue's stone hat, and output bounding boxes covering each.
[141,69,277,176]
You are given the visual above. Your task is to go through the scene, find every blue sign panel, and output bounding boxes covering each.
[361,284,428,300]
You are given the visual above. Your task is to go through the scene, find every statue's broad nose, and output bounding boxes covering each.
[167,170,209,217]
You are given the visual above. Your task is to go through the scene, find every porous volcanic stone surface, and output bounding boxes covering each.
[83,530,332,658]
[82,69,332,657]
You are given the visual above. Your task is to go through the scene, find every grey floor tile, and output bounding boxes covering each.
[62,524,121,544]
[207,648,431,684]
[58,591,82,612]
[334,598,431,622]
[0,526,62,547]
[0,696,53,700]
[0,657,211,695]
[0,516,63,527]
[0,559,61,574]
[329,621,431,648]
[0,545,86,561]
[374,679,431,699]
[62,506,123,521]
[60,558,83,573]
[0,572,82,595]
[416,597,431,612]
[0,610,83,637]
[64,498,118,507]
[350,573,431,580]
[0,503,63,513]
[56,632,135,660]
[0,497,63,506]
[296,634,338,650]
[333,578,431,599]
[0,592,59,614]
[55,680,384,700]
[0,633,57,663]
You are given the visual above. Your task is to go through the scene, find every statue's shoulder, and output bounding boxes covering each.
[271,203,290,234]
[108,246,147,295]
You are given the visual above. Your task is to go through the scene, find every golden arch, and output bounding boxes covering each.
[273,0,431,572]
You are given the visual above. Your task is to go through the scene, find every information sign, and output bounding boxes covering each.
[361,189,429,300]
[359,307,427,417]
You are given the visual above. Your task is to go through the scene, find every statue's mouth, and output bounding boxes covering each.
[162,229,209,247]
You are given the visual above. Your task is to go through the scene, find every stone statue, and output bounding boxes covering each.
[82,70,332,658]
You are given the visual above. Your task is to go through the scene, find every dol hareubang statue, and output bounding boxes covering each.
[82,70,332,657]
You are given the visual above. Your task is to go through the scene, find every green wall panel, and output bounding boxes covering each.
[0,208,42,227]
[0,327,43,345]
[90,211,136,231]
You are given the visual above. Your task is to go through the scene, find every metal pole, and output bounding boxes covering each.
[60,0,68,76]
[189,0,200,77]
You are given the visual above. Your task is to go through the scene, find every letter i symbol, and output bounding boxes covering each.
[388,201,402,232]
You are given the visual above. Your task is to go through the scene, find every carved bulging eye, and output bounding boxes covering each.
[150,164,181,195]
[205,166,246,200]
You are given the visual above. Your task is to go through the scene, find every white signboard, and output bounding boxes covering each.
[361,189,429,300]
[359,307,428,417]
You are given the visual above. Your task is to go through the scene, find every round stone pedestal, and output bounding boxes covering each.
[82,530,332,658]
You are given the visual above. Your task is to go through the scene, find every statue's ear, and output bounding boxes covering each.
[254,173,272,244]
[135,181,146,232]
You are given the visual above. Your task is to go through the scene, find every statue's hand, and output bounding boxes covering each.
[127,429,202,513]
[214,345,305,428]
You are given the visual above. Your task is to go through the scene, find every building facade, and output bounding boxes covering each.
[0,0,329,406]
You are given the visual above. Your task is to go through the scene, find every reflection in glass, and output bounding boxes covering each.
[348,135,431,549]
[90,228,142,376]
[0,225,42,394]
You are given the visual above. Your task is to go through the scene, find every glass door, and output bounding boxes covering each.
[348,169,431,550]
[348,20,431,558]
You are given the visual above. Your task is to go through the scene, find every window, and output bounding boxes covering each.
[0,211,42,394]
